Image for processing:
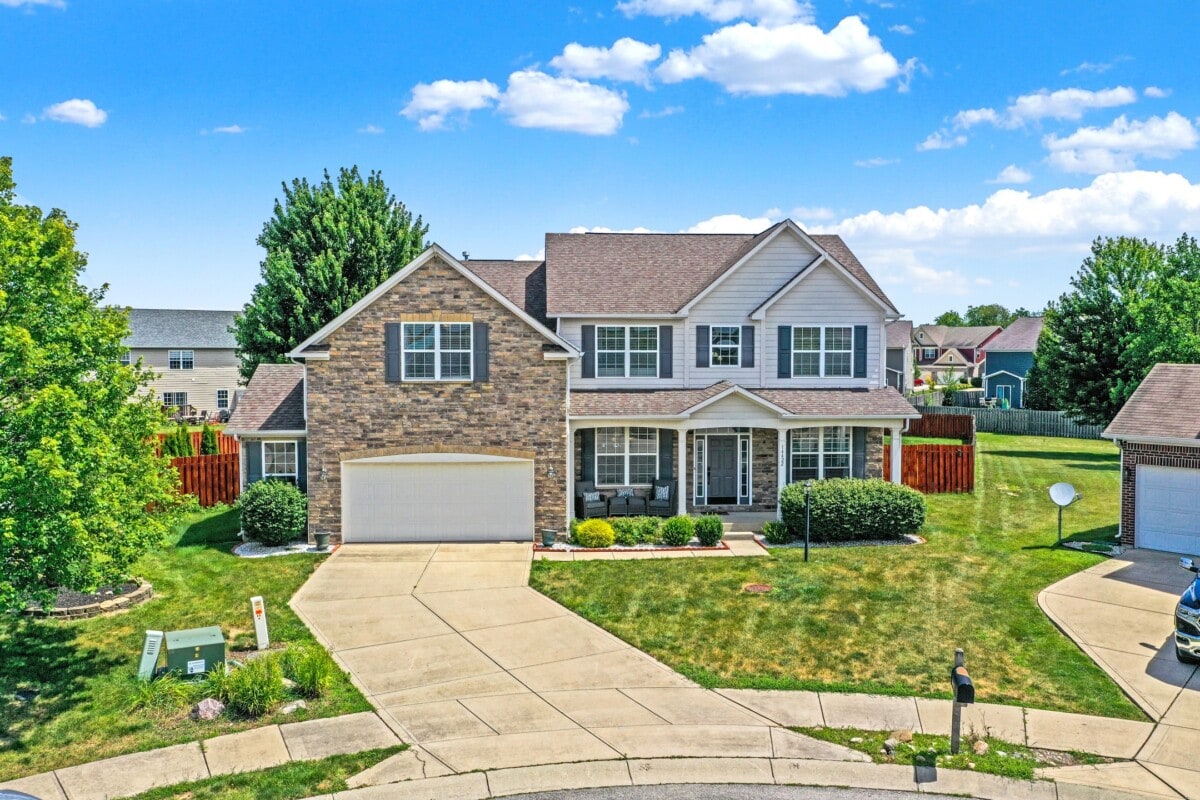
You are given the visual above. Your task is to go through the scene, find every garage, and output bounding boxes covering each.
[1135,465,1200,554]
[341,453,534,542]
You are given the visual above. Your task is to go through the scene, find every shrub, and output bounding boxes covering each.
[970,377,983,388]
[237,479,308,546]
[573,518,615,548]
[779,478,926,543]
[213,656,286,717]
[281,644,337,698]
[610,517,640,546]
[633,515,662,544]
[694,515,724,547]
[761,520,791,545]
[199,423,220,455]
[162,425,194,457]
[660,515,695,547]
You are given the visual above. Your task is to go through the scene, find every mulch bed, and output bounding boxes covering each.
[25,580,153,619]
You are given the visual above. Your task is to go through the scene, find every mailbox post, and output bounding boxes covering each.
[949,648,975,754]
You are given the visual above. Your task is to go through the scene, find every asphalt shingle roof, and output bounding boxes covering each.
[1104,364,1200,441]
[913,325,1002,349]
[570,382,918,418]
[886,320,913,349]
[984,316,1045,352]
[461,260,548,324]
[226,363,305,433]
[123,308,238,349]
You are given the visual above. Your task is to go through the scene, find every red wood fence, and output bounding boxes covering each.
[173,453,240,506]
[884,443,975,494]
[157,431,240,456]
[906,412,976,443]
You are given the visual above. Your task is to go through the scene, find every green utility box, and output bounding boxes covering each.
[165,626,225,677]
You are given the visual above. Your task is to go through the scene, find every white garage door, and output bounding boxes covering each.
[1136,465,1200,554]
[342,454,534,542]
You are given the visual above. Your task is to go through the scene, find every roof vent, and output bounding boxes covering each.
[461,251,470,261]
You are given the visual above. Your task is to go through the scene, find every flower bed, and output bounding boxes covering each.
[543,514,728,551]
[25,579,153,619]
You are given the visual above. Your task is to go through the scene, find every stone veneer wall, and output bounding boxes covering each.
[1117,441,1200,547]
[305,257,568,542]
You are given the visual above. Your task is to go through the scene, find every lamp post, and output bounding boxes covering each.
[804,479,814,562]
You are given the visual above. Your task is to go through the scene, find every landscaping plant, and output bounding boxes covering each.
[199,423,220,455]
[215,656,286,717]
[237,479,308,546]
[760,520,791,545]
[780,478,925,542]
[694,514,725,547]
[610,517,640,546]
[572,518,615,548]
[633,516,662,544]
[660,515,695,547]
[282,644,338,698]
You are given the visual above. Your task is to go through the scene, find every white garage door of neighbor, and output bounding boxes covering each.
[1136,465,1200,554]
[342,455,534,542]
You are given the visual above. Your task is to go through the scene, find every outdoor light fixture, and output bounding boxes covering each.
[804,479,814,562]
[547,465,557,477]
[319,466,328,481]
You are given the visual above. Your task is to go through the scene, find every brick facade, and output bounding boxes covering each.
[1117,440,1200,547]
[305,256,568,543]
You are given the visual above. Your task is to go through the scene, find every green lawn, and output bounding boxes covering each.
[0,507,371,781]
[531,434,1144,720]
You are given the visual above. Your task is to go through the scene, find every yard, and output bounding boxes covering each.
[0,507,370,781]
[531,434,1143,720]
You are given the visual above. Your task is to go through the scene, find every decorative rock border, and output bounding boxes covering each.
[25,579,153,619]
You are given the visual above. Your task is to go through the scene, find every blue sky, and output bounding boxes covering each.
[4,0,1200,324]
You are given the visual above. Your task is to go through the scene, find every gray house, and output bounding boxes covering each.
[885,320,913,393]
[122,308,241,414]
[981,316,1043,408]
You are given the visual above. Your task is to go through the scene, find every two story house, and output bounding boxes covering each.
[229,220,918,543]
[122,308,241,414]
[885,320,914,393]
[980,316,1044,408]
[911,324,1002,383]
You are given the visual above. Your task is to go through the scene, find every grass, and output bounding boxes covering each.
[0,507,371,781]
[127,746,405,800]
[531,434,1145,720]
[794,727,1109,781]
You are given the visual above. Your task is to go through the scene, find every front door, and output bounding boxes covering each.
[706,436,738,504]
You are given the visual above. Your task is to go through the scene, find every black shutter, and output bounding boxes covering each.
[385,322,402,382]
[696,325,710,368]
[580,429,595,481]
[853,325,868,379]
[472,322,489,382]
[296,440,308,493]
[658,429,675,479]
[581,325,595,379]
[741,325,755,368]
[852,427,867,478]
[245,440,262,484]
[659,325,673,378]
[777,325,792,378]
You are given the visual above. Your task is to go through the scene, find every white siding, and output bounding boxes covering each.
[132,347,241,409]
[560,318,684,388]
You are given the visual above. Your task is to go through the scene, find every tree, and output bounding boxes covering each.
[933,310,965,326]
[0,158,181,612]
[200,423,220,455]
[934,305,1035,328]
[234,167,429,380]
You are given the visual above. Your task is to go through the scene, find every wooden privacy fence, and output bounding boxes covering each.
[906,411,975,443]
[173,453,240,506]
[917,406,1105,440]
[884,443,975,493]
[156,431,240,455]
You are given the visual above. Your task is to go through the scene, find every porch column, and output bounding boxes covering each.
[776,427,787,520]
[565,423,575,528]
[677,427,687,515]
[890,424,903,485]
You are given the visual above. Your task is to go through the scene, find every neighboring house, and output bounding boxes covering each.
[981,316,1044,408]
[911,324,1003,382]
[122,308,241,413]
[885,320,913,394]
[234,220,919,543]
[1103,364,1200,554]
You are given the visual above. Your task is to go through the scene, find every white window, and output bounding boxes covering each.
[710,326,740,367]
[263,441,298,484]
[596,326,657,378]
[402,323,472,381]
[595,426,658,485]
[119,351,131,366]
[921,348,937,360]
[216,389,229,409]
[791,327,852,378]
[162,391,188,408]
[790,426,852,480]
[994,385,1012,402]
[168,350,194,370]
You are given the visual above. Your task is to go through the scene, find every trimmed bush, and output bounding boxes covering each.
[281,644,337,698]
[761,520,791,545]
[633,515,662,544]
[237,479,308,546]
[199,424,220,455]
[213,656,285,717]
[610,517,640,546]
[660,515,695,547]
[573,518,615,548]
[694,514,725,547]
[779,478,926,543]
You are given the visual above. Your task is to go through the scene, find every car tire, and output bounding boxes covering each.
[1177,647,1200,664]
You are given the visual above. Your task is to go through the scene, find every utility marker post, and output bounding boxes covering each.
[251,596,269,651]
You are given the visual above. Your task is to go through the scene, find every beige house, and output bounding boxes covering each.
[123,308,241,414]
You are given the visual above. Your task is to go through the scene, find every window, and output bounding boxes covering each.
[162,391,187,408]
[921,348,937,361]
[994,385,1011,402]
[596,326,657,378]
[595,426,658,485]
[710,326,740,367]
[402,323,472,381]
[263,441,298,484]
[119,351,131,366]
[168,350,194,370]
[216,389,229,409]
[790,426,852,480]
[791,327,852,378]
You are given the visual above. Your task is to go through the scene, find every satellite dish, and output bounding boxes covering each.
[1049,482,1080,508]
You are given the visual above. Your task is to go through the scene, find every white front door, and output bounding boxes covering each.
[1136,465,1200,554]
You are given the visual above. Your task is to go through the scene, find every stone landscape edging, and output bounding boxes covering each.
[23,579,153,620]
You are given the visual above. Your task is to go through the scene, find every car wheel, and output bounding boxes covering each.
[1177,647,1200,664]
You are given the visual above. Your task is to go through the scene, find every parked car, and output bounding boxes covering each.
[1176,557,1200,663]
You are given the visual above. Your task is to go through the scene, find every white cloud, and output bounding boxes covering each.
[988,164,1033,184]
[951,86,1138,132]
[684,213,773,233]
[21,113,35,124]
[569,225,662,234]
[888,24,914,35]
[854,156,898,168]
[358,124,384,134]
[212,124,245,134]
[43,98,107,127]
[1,0,65,7]
[865,249,970,295]
[951,107,999,130]
[549,37,661,85]
[616,0,812,25]
[401,79,501,131]
[1145,86,1171,99]
[917,131,967,151]
[498,70,629,135]
[657,16,908,97]
[1043,112,1199,173]
[1060,56,1129,76]
[789,205,835,221]
[974,276,993,286]
[639,105,685,119]
[515,248,546,261]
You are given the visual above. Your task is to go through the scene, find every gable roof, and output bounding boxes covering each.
[913,325,1002,349]
[886,320,913,349]
[461,260,548,325]
[1103,364,1200,442]
[984,316,1045,352]
[544,220,897,316]
[931,347,971,367]
[225,363,305,434]
[122,308,238,349]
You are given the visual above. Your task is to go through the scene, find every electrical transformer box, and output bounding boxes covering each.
[165,626,225,677]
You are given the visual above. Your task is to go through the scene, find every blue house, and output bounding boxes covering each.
[981,316,1044,408]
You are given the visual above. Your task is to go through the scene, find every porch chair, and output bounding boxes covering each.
[608,488,647,517]
[574,481,609,520]
[648,479,676,517]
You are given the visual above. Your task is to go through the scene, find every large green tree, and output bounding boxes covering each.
[234,167,428,379]
[932,304,1032,327]
[0,157,180,611]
